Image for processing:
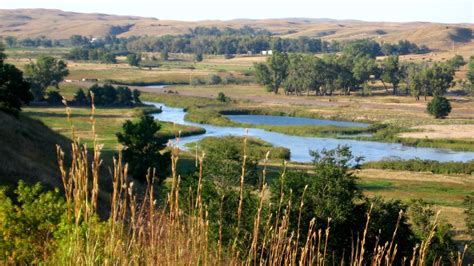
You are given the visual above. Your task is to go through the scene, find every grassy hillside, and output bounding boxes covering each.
[0,9,472,51]
[0,111,71,188]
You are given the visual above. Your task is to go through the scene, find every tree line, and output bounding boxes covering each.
[60,27,430,63]
[254,50,459,100]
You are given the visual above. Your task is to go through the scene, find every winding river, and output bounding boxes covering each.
[147,102,474,163]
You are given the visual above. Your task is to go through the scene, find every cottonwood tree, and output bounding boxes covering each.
[283,53,316,95]
[116,115,170,182]
[254,51,289,94]
[381,55,401,95]
[0,45,32,115]
[126,53,141,67]
[24,55,69,101]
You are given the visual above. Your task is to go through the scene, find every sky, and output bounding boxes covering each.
[1,0,473,23]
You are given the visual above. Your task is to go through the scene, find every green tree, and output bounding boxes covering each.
[408,199,457,265]
[381,55,401,95]
[352,56,377,94]
[5,36,17,48]
[126,53,141,67]
[217,92,228,102]
[0,182,66,264]
[132,89,141,104]
[426,63,455,97]
[446,54,465,70]
[161,48,169,61]
[272,146,362,252]
[254,51,289,94]
[116,115,171,182]
[0,45,32,115]
[45,90,63,105]
[464,193,474,237]
[200,137,259,187]
[468,56,474,85]
[115,86,132,105]
[194,51,203,62]
[283,53,316,96]
[207,74,221,85]
[24,55,69,101]
[73,88,88,105]
[427,96,451,119]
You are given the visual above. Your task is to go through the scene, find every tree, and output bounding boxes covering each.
[283,53,316,96]
[132,89,141,104]
[207,74,221,85]
[4,36,17,48]
[408,199,457,265]
[446,55,465,70]
[24,55,69,101]
[405,62,424,100]
[272,146,363,252]
[343,39,381,59]
[194,51,203,62]
[0,182,65,264]
[427,96,451,119]
[0,45,32,115]
[161,48,169,61]
[217,92,228,102]
[426,63,455,97]
[352,56,378,94]
[115,86,132,105]
[468,56,474,85]
[73,88,88,105]
[381,55,401,95]
[45,90,63,105]
[254,51,289,94]
[126,53,141,67]
[116,115,171,182]
[464,193,474,237]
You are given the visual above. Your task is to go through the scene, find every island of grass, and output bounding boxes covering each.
[185,136,291,161]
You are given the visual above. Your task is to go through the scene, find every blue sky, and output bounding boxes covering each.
[1,0,473,23]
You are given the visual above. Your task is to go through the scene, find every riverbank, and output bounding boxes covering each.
[141,92,474,152]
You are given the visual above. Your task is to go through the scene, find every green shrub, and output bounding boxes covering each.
[427,96,451,118]
[362,158,474,175]
[207,74,222,85]
[0,182,66,264]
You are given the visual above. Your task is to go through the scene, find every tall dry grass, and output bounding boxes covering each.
[53,96,468,265]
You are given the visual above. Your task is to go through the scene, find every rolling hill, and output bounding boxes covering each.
[0,111,71,189]
[0,9,473,51]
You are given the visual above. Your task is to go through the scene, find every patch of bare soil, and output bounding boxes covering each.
[400,124,474,139]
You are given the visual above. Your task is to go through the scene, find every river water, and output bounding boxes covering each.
[147,102,474,163]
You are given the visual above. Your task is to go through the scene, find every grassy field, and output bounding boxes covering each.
[357,168,473,232]
[23,106,205,156]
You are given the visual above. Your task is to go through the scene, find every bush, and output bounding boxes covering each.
[216,92,229,102]
[46,90,63,105]
[427,96,451,118]
[362,158,474,175]
[207,74,222,85]
[0,182,65,263]
[222,75,237,85]
[190,77,204,86]
[194,52,203,62]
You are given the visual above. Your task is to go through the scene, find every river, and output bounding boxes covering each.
[147,102,474,163]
